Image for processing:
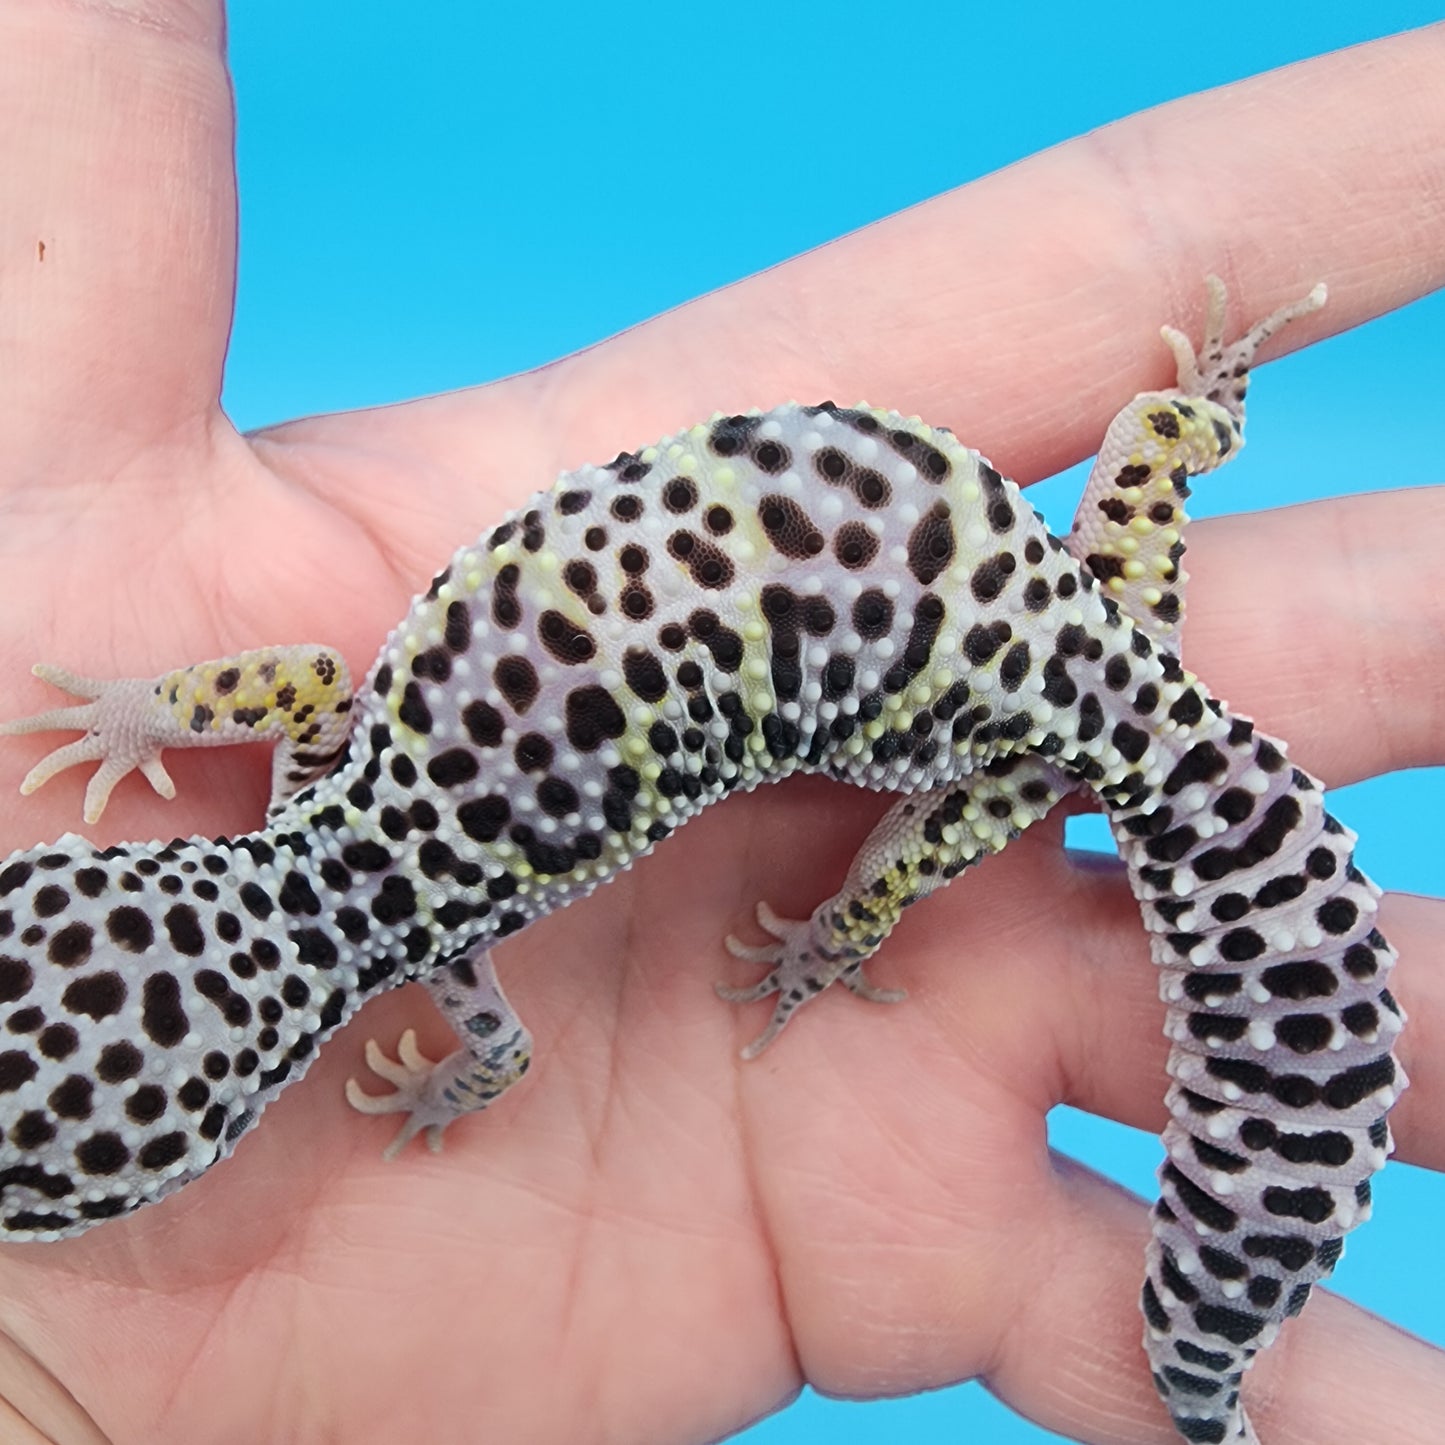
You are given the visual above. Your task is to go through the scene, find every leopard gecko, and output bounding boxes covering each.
[0,280,1401,1445]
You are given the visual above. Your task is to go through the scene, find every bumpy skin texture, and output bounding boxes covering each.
[0,288,1399,1445]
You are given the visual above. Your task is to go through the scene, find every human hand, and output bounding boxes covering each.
[0,8,1441,1444]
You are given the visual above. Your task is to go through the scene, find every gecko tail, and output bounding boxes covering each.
[1106,707,1402,1444]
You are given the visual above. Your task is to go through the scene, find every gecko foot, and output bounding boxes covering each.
[346,1019,532,1162]
[1160,275,1325,420]
[718,900,904,1059]
[346,1030,461,1161]
[0,665,176,824]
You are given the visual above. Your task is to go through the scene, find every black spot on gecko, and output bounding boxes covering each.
[852,589,893,640]
[999,641,1031,692]
[970,552,1015,603]
[753,440,790,473]
[60,972,125,1021]
[708,414,760,456]
[96,1040,143,1083]
[46,923,92,968]
[564,685,627,752]
[0,1052,36,1096]
[444,602,473,652]
[963,623,1008,665]
[163,905,205,957]
[427,749,480,788]
[514,734,554,773]
[0,863,32,897]
[457,796,511,843]
[75,1132,130,1176]
[757,496,825,560]
[623,648,669,703]
[138,1133,188,1171]
[666,529,735,588]
[539,611,596,666]
[620,583,654,619]
[36,1023,77,1060]
[32,886,67,918]
[834,522,879,569]
[536,777,580,819]
[463,700,505,749]
[0,959,31,1004]
[906,502,955,584]
[663,476,698,512]
[495,657,540,714]
[564,560,597,598]
[398,682,434,734]
[139,974,186,1048]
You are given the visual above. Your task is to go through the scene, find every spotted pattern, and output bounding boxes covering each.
[0,286,1386,1445]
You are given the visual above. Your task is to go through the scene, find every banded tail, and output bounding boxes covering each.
[1109,708,1402,1445]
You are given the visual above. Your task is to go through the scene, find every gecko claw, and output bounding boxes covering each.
[0,666,176,822]
[717,899,903,1058]
[345,1030,453,1160]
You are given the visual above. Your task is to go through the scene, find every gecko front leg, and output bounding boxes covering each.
[0,646,353,822]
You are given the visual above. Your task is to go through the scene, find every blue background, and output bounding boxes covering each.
[225,5,1443,1441]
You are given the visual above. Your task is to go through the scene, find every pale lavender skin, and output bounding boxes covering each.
[0,285,1398,1445]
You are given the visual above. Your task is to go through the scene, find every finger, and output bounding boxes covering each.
[1043,864,1445,1173]
[986,1155,1445,1444]
[0,1,233,482]
[1185,490,1445,783]
[283,26,1445,505]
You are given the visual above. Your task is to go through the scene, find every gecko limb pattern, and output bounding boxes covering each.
[0,281,1393,1445]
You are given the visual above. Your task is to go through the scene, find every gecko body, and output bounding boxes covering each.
[0,283,1399,1445]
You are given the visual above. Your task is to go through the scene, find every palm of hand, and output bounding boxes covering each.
[1,11,1443,1445]
[0,421,1129,1440]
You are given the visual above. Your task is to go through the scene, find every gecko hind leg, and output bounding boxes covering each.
[720,764,1063,1058]
[719,900,904,1060]
[1065,278,1325,644]
[1163,274,1326,419]
[346,948,533,1160]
